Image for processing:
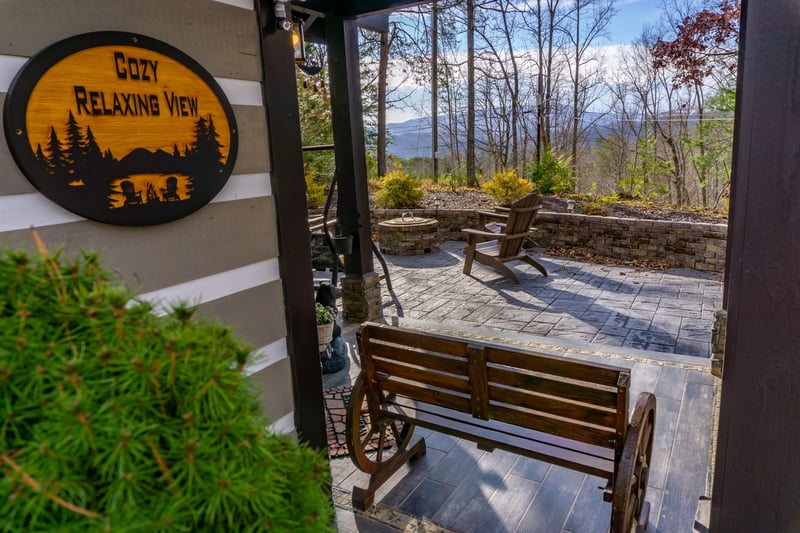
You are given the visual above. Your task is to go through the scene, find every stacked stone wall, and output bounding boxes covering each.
[364,209,728,272]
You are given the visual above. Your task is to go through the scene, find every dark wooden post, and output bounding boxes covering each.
[326,15,383,322]
[256,0,326,450]
[712,1,800,529]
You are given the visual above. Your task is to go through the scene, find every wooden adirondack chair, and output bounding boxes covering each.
[462,192,548,283]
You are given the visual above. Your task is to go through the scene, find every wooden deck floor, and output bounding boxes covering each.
[326,321,718,533]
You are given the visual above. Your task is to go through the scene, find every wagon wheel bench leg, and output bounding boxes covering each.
[346,374,427,511]
[612,392,657,533]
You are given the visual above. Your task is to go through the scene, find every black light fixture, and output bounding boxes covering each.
[292,20,305,65]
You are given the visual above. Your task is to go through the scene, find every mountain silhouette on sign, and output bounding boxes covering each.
[119,148,184,174]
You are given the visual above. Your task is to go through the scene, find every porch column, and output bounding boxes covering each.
[256,1,326,449]
[712,1,800,529]
[325,15,383,322]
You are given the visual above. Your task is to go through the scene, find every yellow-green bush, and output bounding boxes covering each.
[305,171,327,208]
[481,169,533,206]
[374,171,424,209]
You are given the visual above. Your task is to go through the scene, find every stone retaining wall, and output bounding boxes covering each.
[367,209,728,272]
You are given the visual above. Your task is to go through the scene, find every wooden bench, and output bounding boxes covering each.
[346,322,656,532]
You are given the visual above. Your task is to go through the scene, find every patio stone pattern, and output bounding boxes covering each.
[376,241,722,358]
[369,209,728,272]
[325,241,722,532]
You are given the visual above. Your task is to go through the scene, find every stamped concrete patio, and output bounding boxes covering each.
[323,241,723,532]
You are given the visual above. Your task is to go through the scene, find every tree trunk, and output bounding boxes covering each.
[571,0,580,186]
[377,29,390,178]
[466,0,476,186]
[536,0,544,162]
[431,2,439,180]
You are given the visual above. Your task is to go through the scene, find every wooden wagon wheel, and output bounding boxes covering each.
[345,374,415,475]
[612,392,657,533]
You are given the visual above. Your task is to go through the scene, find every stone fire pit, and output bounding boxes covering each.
[378,213,439,255]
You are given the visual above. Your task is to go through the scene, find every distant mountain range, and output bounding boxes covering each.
[385,112,632,160]
[385,117,435,159]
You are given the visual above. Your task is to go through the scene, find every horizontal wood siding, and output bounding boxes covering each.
[0,0,261,80]
[0,1,296,433]
[195,281,286,350]
[0,199,277,290]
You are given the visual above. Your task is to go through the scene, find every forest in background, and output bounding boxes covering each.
[298,0,739,210]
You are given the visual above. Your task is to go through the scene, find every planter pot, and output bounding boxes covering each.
[333,234,353,255]
[317,322,334,351]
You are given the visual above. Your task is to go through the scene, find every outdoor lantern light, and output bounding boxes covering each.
[434,197,441,209]
[566,199,576,213]
[292,20,305,64]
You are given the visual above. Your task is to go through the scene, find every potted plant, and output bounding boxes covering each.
[0,240,332,531]
[315,302,337,352]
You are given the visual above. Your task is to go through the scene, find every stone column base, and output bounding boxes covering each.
[341,272,383,323]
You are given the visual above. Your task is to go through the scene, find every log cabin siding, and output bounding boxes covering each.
[0,0,297,435]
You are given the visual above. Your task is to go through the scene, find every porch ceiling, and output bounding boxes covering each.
[289,1,431,18]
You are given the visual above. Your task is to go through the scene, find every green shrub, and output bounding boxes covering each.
[529,150,575,194]
[481,168,533,206]
[0,244,332,532]
[306,172,327,208]
[374,171,424,209]
[440,172,467,192]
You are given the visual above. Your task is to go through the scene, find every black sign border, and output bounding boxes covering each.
[3,31,239,226]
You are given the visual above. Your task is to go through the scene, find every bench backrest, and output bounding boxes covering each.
[357,322,630,452]
[498,192,542,258]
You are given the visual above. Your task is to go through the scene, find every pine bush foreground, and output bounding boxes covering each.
[0,238,332,532]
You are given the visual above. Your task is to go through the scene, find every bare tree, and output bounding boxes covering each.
[564,0,614,183]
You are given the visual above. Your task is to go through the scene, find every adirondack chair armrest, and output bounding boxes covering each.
[462,228,499,244]
[498,230,536,241]
[462,228,499,237]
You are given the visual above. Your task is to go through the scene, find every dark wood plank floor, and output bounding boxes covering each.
[328,323,718,533]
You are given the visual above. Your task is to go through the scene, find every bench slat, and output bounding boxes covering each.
[372,358,470,394]
[486,346,626,388]
[374,375,471,413]
[491,403,617,449]
[489,384,619,429]
[369,342,468,375]
[388,396,616,462]
[488,366,619,409]
[363,326,470,357]
[382,399,615,479]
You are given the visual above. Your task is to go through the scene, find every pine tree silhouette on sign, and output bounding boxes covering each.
[45,126,66,179]
[64,110,84,182]
[206,116,225,172]
[84,126,103,177]
[35,143,47,165]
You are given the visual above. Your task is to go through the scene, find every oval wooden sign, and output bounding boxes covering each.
[3,32,238,226]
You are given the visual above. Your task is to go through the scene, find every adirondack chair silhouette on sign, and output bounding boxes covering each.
[462,192,548,283]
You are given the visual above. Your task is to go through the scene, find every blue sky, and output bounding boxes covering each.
[384,0,668,123]
[608,0,663,44]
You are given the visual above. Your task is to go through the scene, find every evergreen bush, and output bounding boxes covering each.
[374,171,424,209]
[0,241,332,532]
[529,150,575,194]
[481,168,533,206]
